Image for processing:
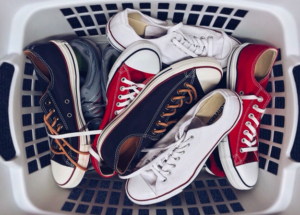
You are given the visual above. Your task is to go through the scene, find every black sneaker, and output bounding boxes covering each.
[24,40,93,188]
[96,57,223,176]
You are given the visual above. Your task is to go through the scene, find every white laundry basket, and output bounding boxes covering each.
[0,0,300,214]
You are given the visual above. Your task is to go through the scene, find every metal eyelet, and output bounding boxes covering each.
[246,121,251,126]
[177,89,182,94]
[152,129,157,135]
[165,105,169,110]
[45,100,51,106]
[172,164,176,168]
[258,96,264,102]
[161,112,165,118]
[241,138,246,143]
[240,148,244,153]
[57,124,63,129]
[116,102,120,107]
[64,99,70,104]
[239,91,244,95]
[248,113,254,118]
[114,111,118,115]
[162,178,167,182]
[171,97,176,102]
[53,117,59,121]
[168,170,172,175]
[253,104,258,109]
[120,86,124,91]
[181,151,185,155]
[184,82,189,88]
[49,108,55,113]
[144,159,150,165]
[121,77,126,82]
[118,95,122,99]
[187,143,191,147]
[156,120,161,126]
[175,157,180,161]
[190,136,194,140]
[67,113,72,118]
[243,130,248,135]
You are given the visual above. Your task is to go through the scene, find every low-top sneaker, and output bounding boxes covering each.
[24,40,100,188]
[96,57,223,176]
[217,43,278,190]
[106,8,240,68]
[90,41,162,177]
[70,38,105,129]
[125,89,242,205]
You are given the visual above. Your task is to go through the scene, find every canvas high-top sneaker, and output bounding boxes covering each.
[106,9,240,68]
[90,41,162,177]
[216,43,278,190]
[96,57,223,177]
[24,40,101,188]
[124,89,242,205]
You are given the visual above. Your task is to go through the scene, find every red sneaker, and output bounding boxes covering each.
[217,43,278,189]
[90,41,161,177]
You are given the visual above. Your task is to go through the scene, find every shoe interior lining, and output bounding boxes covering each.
[195,93,225,125]
[255,49,277,82]
[116,136,141,174]
[128,13,148,37]
[23,50,51,80]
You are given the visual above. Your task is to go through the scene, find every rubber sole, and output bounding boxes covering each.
[50,40,90,188]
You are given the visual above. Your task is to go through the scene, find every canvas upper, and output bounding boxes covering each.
[97,57,223,176]
[91,41,162,177]
[125,89,242,205]
[107,8,240,68]
[24,40,91,188]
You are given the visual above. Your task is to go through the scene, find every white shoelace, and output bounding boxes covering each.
[239,95,265,153]
[115,77,146,115]
[140,132,194,182]
[169,23,214,58]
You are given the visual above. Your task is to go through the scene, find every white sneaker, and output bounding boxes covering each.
[124,89,242,205]
[106,9,240,68]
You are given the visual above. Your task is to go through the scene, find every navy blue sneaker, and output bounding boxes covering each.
[24,40,94,188]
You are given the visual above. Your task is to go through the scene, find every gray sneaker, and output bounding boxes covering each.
[101,45,120,103]
[69,39,105,128]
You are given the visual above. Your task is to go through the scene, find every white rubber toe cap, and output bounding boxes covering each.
[51,160,74,186]
[236,162,258,187]
[125,49,161,75]
[126,174,156,201]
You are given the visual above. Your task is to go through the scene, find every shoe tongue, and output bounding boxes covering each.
[144,21,180,39]
[167,22,183,34]
[144,25,168,39]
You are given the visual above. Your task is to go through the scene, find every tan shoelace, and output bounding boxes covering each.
[153,83,198,134]
[44,110,89,171]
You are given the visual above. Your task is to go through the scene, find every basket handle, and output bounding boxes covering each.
[0,54,22,165]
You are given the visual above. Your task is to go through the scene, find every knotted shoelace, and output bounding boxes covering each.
[153,83,197,134]
[239,95,265,153]
[169,23,215,58]
[44,110,102,171]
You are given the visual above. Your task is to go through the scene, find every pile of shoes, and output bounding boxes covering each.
[24,8,278,204]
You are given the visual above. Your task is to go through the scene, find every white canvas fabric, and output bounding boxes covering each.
[107,9,240,68]
[124,89,243,205]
